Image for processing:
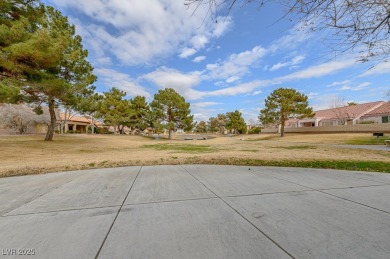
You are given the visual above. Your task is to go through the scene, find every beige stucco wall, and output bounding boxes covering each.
[262,123,390,133]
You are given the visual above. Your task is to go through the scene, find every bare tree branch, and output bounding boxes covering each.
[186,0,390,62]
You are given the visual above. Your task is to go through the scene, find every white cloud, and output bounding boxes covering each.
[252,90,263,96]
[327,80,352,87]
[278,59,356,81]
[306,92,319,99]
[269,22,312,53]
[190,35,209,50]
[207,80,268,97]
[179,48,197,58]
[270,55,305,71]
[360,62,390,77]
[191,102,222,108]
[191,102,224,122]
[143,67,204,100]
[310,94,339,110]
[192,56,206,63]
[204,45,267,81]
[338,82,371,91]
[193,113,209,121]
[95,68,150,98]
[226,76,240,83]
[50,0,232,65]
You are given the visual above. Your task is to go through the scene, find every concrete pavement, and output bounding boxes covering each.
[1,165,390,258]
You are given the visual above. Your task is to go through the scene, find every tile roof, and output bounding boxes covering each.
[58,113,90,123]
[314,101,384,120]
[362,101,390,117]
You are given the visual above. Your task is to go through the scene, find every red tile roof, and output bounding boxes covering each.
[314,101,384,120]
[58,113,90,123]
[361,102,390,117]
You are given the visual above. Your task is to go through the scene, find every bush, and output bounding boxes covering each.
[0,104,50,134]
[96,127,113,134]
[248,127,262,134]
[87,127,97,134]
[357,120,376,124]
[67,130,81,134]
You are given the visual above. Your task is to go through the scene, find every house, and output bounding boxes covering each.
[57,113,100,133]
[359,101,390,124]
[288,101,385,128]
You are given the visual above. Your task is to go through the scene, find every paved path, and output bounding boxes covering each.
[1,165,390,259]
[333,144,390,151]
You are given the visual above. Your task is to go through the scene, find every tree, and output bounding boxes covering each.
[385,89,390,101]
[150,88,193,139]
[144,107,163,135]
[259,88,314,137]
[0,3,96,141]
[57,105,77,134]
[186,0,390,62]
[0,103,49,134]
[207,116,219,133]
[329,96,356,125]
[128,96,149,133]
[216,113,228,134]
[195,120,207,133]
[98,88,131,135]
[78,93,103,134]
[226,110,247,134]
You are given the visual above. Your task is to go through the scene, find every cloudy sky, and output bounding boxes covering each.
[43,0,390,122]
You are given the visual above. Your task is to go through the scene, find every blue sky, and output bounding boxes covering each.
[43,0,390,123]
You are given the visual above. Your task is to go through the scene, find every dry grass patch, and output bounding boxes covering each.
[0,133,389,177]
[244,133,381,144]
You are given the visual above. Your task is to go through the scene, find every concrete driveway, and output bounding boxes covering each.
[1,165,390,259]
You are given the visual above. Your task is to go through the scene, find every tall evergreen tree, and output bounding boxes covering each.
[207,117,219,133]
[259,88,314,137]
[78,93,103,134]
[98,87,131,135]
[226,110,247,134]
[150,88,193,139]
[128,96,149,133]
[0,2,96,141]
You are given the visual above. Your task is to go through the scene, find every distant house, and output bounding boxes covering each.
[359,102,390,124]
[57,113,101,133]
[287,101,385,128]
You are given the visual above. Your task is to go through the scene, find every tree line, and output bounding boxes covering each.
[0,1,197,140]
[194,111,248,134]
[82,87,194,140]
[0,1,316,140]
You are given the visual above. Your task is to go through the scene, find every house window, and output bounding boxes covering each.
[382,116,389,123]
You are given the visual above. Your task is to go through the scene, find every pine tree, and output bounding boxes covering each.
[259,88,314,137]
[150,88,193,139]
[0,2,96,141]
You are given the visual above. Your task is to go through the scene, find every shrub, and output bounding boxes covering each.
[0,104,50,134]
[248,126,262,134]
[357,120,376,124]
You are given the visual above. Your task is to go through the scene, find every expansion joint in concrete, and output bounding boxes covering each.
[94,166,143,259]
[180,165,296,259]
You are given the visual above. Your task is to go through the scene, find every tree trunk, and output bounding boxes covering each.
[45,97,56,141]
[168,108,172,140]
[280,119,285,137]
